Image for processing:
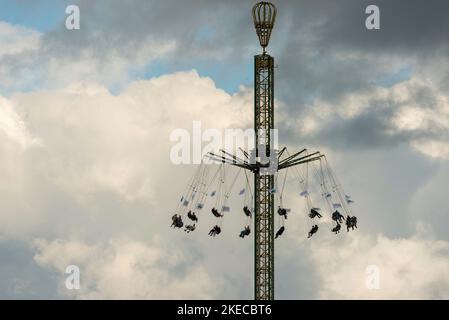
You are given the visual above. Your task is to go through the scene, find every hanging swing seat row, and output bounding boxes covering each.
[171,148,359,240]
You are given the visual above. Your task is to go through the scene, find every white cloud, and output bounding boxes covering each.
[0,71,251,239]
[411,139,449,160]
[42,39,177,89]
[1,2,449,299]
[0,95,44,237]
[0,95,40,149]
[0,70,253,299]
[2,69,448,300]
[293,77,449,159]
[309,232,449,299]
[0,21,176,92]
[0,22,41,58]
[34,238,221,299]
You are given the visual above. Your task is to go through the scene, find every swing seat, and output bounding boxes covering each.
[309,209,322,219]
[211,208,223,218]
[243,206,252,217]
[275,226,285,239]
[188,211,198,222]
[332,223,341,234]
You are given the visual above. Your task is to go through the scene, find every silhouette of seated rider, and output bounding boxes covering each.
[278,207,288,219]
[171,214,177,227]
[208,225,221,237]
[275,226,285,239]
[239,226,251,238]
[187,211,198,222]
[308,225,319,238]
[332,223,341,234]
[346,215,358,231]
[171,214,183,229]
[243,206,252,218]
[309,208,322,219]
[332,210,345,224]
[351,216,358,229]
[211,208,223,218]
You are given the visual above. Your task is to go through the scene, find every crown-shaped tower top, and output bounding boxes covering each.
[252,1,277,52]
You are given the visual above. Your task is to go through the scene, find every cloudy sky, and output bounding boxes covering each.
[0,0,448,299]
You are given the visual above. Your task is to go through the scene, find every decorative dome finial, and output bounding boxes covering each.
[252,1,277,53]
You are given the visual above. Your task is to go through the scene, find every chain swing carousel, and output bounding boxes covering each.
[171,149,358,239]
[170,2,358,300]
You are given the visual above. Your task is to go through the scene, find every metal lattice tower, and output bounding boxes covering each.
[253,1,276,300]
[254,54,275,299]
[205,1,327,300]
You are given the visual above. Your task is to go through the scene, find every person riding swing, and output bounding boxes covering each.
[332,210,345,224]
[187,211,198,222]
[332,223,341,234]
[275,226,285,239]
[277,207,288,219]
[211,208,223,218]
[309,208,322,219]
[239,226,251,238]
[346,215,358,231]
[208,225,222,237]
[351,216,358,229]
[308,225,319,238]
[243,206,252,218]
[171,214,183,229]
[185,224,196,233]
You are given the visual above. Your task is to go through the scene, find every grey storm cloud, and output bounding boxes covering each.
[13,0,447,151]
[294,96,449,151]
[277,1,444,89]
[35,0,256,67]
[8,1,449,94]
